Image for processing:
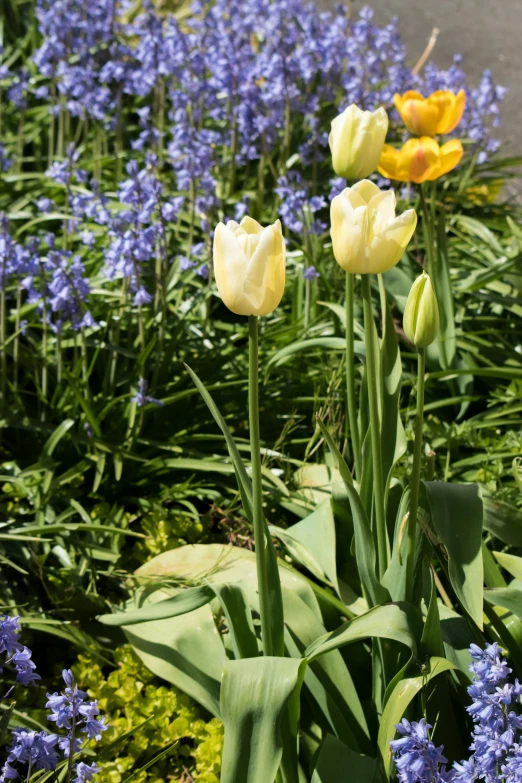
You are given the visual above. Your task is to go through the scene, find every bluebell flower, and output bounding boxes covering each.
[303,266,320,280]
[132,378,164,408]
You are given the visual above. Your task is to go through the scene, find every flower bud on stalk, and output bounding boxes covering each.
[213,216,285,316]
[403,272,440,347]
[329,104,388,180]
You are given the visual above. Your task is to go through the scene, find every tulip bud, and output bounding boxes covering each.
[213,216,285,316]
[403,272,440,348]
[330,179,417,275]
[329,104,388,180]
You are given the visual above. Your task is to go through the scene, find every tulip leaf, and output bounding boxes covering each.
[378,276,407,492]
[378,656,458,776]
[492,552,522,582]
[423,481,484,629]
[305,602,421,663]
[482,496,522,547]
[484,583,522,621]
[208,582,259,659]
[316,415,389,607]
[220,657,307,783]
[431,210,456,369]
[311,734,382,783]
[97,585,215,625]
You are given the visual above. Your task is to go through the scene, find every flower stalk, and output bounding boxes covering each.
[248,315,273,656]
[361,274,388,578]
[405,347,425,601]
[345,272,361,479]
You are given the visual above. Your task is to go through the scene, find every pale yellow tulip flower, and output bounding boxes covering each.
[330,179,417,274]
[213,216,285,316]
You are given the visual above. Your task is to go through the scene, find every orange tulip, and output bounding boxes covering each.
[394,89,466,136]
[378,137,464,183]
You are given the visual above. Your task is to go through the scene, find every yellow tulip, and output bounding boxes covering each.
[378,137,463,183]
[329,104,389,180]
[393,89,466,136]
[330,179,417,275]
[403,272,440,348]
[213,216,285,316]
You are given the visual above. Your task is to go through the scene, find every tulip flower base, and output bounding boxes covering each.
[1,3,520,783]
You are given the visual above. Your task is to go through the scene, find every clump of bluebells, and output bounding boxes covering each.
[391,643,522,782]
[0,616,106,783]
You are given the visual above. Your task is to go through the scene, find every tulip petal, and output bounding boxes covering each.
[330,194,368,273]
[378,145,401,180]
[428,139,464,180]
[244,220,285,315]
[369,209,417,273]
[213,223,249,315]
[399,137,441,184]
[432,89,466,134]
[368,189,396,235]
[240,216,264,235]
[351,179,381,204]
[401,98,439,137]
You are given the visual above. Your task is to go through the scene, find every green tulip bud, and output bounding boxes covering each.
[403,272,440,348]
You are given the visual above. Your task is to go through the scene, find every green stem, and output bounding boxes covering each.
[345,272,361,480]
[406,347,425,602]
[361,274,387,578]
[248,315,273,656]
[419,184,435,274]
[0,287,6,414]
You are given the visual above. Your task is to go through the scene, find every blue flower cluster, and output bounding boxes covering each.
[391,643,522,782]
[0,213,94,334]
[0,616,106,783]
[0,0,507,245]
[0,615,40,688]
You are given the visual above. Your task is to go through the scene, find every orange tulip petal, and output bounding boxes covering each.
[430,139,464,179]
[378,144,401,180]
[398,137,440,183]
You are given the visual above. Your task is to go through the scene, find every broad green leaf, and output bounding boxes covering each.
[311,734,381,783]
[270,499,340,594]
[305,603,421,663]
[208,582,259,659]
[484,583,522,621]
[493,551,522,582]
[378,656,457,776]
[122,586,226,716]
[282,590,371,754]
[483,496,522,546]
[423,481,483,629]
[97,585,215,625]
[220,657,307,783]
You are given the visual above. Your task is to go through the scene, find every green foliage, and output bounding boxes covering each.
[72,646,223,783]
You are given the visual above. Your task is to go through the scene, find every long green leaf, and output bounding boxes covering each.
[97,585,214,625]
[378,657,457,776]
[423,481,483,629]
[311,734,381,783]
[220,657,307,783]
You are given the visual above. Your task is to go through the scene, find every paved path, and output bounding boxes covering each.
[318,0,522,155]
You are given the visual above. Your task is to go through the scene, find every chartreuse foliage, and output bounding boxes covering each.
[73,646,223,783]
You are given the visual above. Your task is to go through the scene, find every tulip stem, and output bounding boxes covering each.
[406,347,426,603]
[345,272,361,480]
[248,314,273,657]
[361,274,388,579]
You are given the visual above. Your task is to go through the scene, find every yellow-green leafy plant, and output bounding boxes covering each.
[73,646,223,783]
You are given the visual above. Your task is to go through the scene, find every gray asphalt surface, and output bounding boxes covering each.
[318,0,522,155]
